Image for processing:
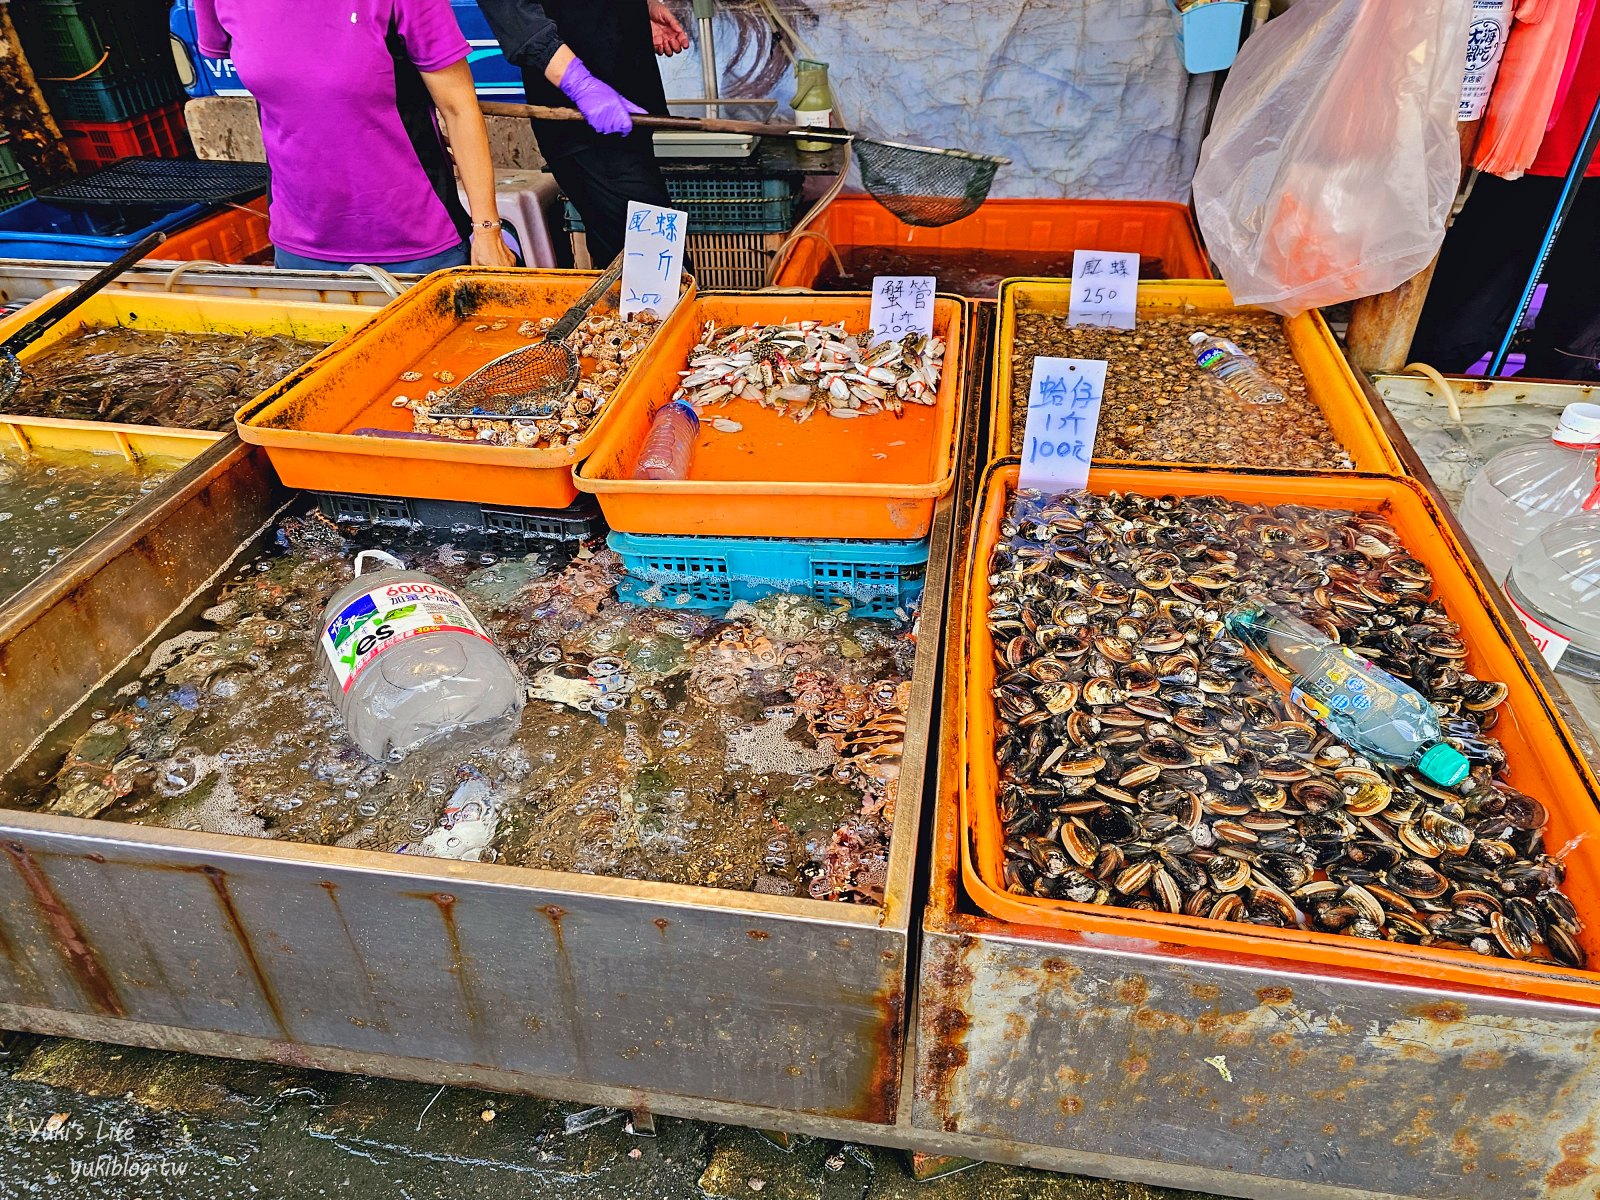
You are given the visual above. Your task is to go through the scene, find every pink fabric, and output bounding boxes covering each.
[1476,0,1585,177]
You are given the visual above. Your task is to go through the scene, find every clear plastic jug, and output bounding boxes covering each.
[1459,402,1600,583]
[319,550,524,759]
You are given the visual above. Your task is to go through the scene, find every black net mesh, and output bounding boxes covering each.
[853,138,1007,227]
[41,159,270,208]
[432,343,578,417]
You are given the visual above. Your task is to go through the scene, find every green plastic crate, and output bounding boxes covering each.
[43,70,185,124]
[15,0,173,79]
[566,173,801,235]
[0,136,27,194]
[0,185,34,214]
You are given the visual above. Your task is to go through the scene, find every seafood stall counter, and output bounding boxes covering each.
[0,413,958,1126]
[910,456,1600,1200]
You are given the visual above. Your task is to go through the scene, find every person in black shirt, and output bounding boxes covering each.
[479,0,689,266]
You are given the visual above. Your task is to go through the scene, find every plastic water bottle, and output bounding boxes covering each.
[633,400,700,480]
[1225,601,1471,787]
[1458,403,1600,584]
[1504,511,1600,682]
[1188,331,1288,405]
[319,550,524,760]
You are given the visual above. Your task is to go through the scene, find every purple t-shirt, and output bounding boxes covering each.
[195,0,471,263]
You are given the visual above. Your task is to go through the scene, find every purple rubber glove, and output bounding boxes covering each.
[559,57,646,136]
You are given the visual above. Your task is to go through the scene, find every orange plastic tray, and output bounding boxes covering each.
[574,293,967,539]
[990,279,1405,475]
[236,269,694,509]
[150,197,271,265]
[769,197,1213,291]
[961,460,1600,1006]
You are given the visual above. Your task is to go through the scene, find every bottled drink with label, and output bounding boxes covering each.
[1225,601,1470,786]
[790,58,835,153]
[1188,331,1288,405]
[633,399,700,480]
[1504,511,1600,682]
[1458,402,1600,583]
[319,550,524,760]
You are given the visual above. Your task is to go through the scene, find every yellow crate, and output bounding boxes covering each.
[0,290,379,454]
[989,278,1405,474]
[0,413,214,463]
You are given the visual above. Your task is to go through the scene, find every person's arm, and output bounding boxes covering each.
[477,0,565,78]
[193,0,230,58]
[421,61,515,268]
[478,0,647,135]
[647,1,690,55]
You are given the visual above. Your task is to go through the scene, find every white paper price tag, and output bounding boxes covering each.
[869,275,936,341]
[1509,590,1572,669]
[621,200,688,322]
[1017,357,1105,493]
[1067,250,1138,329]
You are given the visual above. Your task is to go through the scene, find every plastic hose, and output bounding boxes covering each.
[1402,361,1464,426]
[345,264,406,299]
[761,228,844,289]
[161,260,226,292]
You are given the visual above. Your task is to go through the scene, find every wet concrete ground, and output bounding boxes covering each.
[0,1035,1216,1199]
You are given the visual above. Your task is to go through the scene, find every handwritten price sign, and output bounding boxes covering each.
[1067,250,1138,329]
[621,200,688,322]
[869,275,935,341]
[1017,357,1105,493]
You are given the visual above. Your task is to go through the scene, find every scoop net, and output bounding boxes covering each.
[853,137,1010,227]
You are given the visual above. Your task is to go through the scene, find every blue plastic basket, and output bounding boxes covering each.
[1168,0,1247,73]
[608,531,927,617]
[0,198,208,261]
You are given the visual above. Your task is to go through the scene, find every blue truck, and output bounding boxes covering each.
[168,0,525,99]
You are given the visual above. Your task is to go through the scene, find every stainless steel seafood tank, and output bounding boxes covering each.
[908,363,1600,1200]
[0,433,952,1126]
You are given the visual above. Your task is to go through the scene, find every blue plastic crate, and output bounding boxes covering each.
[0,198,208,261]
[608,531,927,617]
[1168,0,1246,73]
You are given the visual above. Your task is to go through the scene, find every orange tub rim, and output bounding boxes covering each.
[235,267,699,508]
[769,195,1214,291]
[988,277,1405,476]
[572,292,969,540]
[960,457,1600,1007]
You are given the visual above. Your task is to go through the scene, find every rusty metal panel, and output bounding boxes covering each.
[0,821,905,1119]
[915,925,1600,1199]
[0,438,283,771]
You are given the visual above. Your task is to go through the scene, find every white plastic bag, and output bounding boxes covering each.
[1193,0,1473,316]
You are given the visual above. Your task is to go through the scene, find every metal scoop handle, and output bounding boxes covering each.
[0,230,166,406]
[480,101,856,144]
[545,254,625,346]
[2,231,167,355]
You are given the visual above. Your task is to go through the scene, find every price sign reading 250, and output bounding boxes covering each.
[1068,250,1139,329]
[1018,357,1106,493]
